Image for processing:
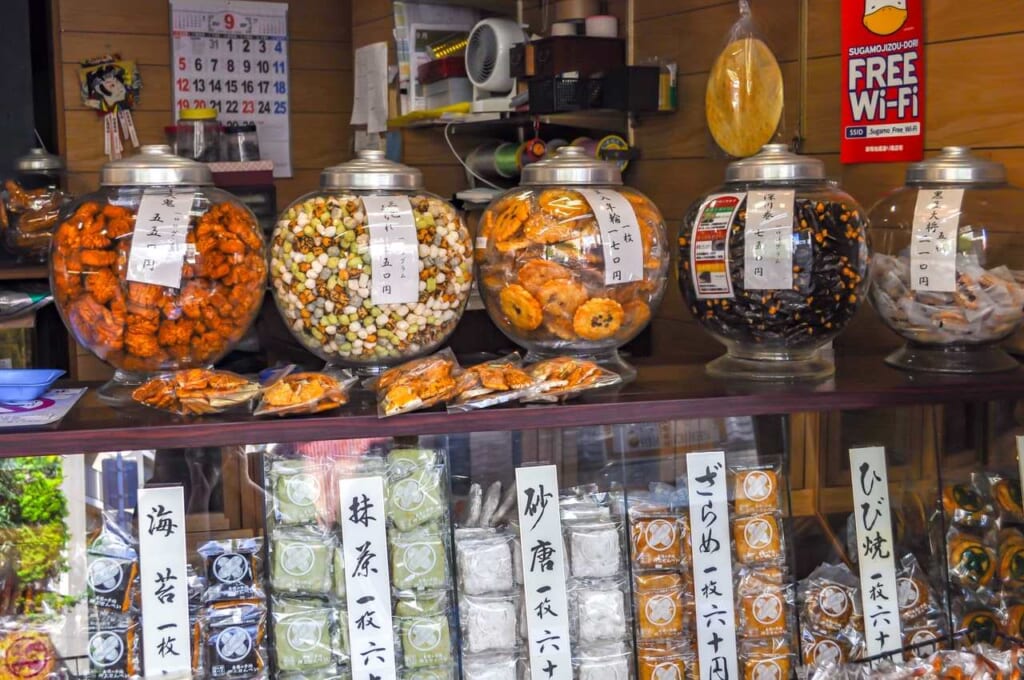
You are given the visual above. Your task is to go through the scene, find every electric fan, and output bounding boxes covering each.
[465,17,527,113]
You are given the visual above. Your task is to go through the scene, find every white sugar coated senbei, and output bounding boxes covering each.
[577,588,627,644]
[462,595,518,653]
[270,194,472,365]
[569,522,622,578]
[457,533,515,595]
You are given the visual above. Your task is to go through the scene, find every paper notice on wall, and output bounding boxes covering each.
[352,42,389,133]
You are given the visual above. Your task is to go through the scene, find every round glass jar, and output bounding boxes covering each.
[2,148,70,262]
[50,145,267,392]
[868,147,1024,373]
[678,144,869,381]
[269,150,473,371]
[477,146,670,381]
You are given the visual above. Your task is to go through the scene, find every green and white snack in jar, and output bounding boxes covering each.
[270,151,473,371]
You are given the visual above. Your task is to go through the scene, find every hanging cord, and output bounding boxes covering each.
[443,122,503,190]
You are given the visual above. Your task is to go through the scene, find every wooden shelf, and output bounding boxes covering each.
[0,353,1022,456]
[391,109,628,132]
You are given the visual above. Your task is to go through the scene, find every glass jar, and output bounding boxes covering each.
[176,108,221,162]
[868,147,1024,373]
[477,145,670,380]
[678,144,870,381]
[50,145,267,393]
[2,148,70,262]
[221,123,261,162]
[269,150,473,372]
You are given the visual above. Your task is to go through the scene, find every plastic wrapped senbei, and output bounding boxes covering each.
[678,144,870,381]
[868,147,1024,373]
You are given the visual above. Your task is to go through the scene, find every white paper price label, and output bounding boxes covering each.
[744,190,795,291]
[338,476,397,680]
[690,193,743,299]
[170,1,291,177]
[577,188,645,285]
[138,487,191,675]
[126,190,195,290]
[849,446,902,659]
[686,451,738,680]
[363,196,421,305]
[1016,435,1024,505]
[516,465,572,680]
[910,188,964,292]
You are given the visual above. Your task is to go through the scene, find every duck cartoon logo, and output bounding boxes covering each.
[840,0,923,163]
[863,0,908,36]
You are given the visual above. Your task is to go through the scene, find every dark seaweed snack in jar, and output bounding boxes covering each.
[678,144,869,380]
[867,147,1024,373]
[270,151,473,371]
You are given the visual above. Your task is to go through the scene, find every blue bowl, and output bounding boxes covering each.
[0,369,65,401]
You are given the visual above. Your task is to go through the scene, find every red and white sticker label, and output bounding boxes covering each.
[690,193,742,299]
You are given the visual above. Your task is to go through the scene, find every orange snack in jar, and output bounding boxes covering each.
[52,193,266,375]
[477,147,669,379]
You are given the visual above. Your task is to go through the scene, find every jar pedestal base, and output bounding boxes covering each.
[97,370,152,406]
[523,349,637,384]
[707,348,834,382]
[885,343,1019,374]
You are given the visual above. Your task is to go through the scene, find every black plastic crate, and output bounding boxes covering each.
[528,76,604,114]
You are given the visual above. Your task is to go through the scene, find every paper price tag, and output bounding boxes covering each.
[686,451,738,680]
[363,196,421,305]
[744,190,795,291]
[849,446,902,659]
[577,188,645,285]
[910,188,963,292]
[690,193,743,299]
[126,190,195,290]
[138,487,191,675]
[516,465,572,680]
[1016,435,1024,504]
[339,475,397,680]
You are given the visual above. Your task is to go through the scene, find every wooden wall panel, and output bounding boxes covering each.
[53,0,353,208]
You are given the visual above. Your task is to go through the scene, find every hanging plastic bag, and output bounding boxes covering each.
[705,0,785,157]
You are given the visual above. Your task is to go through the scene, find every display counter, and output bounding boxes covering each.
[1,352,1023,680]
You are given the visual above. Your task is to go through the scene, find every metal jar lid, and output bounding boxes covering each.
[725,144,826,183]
[906,146,1007,185]
[321,150,423,191]
[521,145,622,186]
[101,145,212,186]
[14,148,64,173]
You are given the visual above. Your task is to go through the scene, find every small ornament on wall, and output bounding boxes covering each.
[79,55,143,160]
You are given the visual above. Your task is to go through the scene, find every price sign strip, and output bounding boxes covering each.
[363,196,420,305]
[126,190,195,290]
[849,446,902,659]
[516,465,573,680]
[338,476,397,680]
[577,188,645,285]
[909,188,964,293]
[690,193,743,300]
[686,451,738,680]
[744,190,795,291]
[138,487,191,675]
[170,0,291,177]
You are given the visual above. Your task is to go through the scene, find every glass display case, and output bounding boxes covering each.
[1,357,1023,680]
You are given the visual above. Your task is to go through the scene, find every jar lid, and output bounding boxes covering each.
[725,143,826,183]
[179,108,218,121]
[320,150,423,191]
[100,145,213,186]
[521,145,622,185]
[14,148,64,173]
[225,123,258,133]
[906,146,1007,185]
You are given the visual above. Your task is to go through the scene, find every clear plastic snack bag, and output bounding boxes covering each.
[132,368,259,415]
[447,353,538,412]
[521,356,622,403]
[705,0,785,158]
[255,366,356,416]
[368,348,462,417]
